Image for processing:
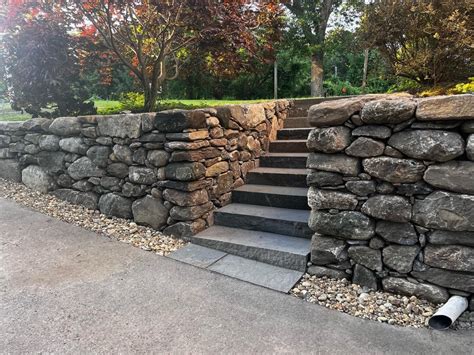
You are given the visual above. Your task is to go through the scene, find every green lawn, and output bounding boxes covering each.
[0,98,273,121]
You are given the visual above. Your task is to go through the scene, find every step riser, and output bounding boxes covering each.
[269,141,309,153]
[214,211,312,239]
[232,190,309,210]
[189,236,309,271]
[246,171,307,187]
[277,129,311,140]
[284,118,310,128]
[259,156,307,169]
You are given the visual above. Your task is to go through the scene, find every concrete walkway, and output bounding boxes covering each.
[1,198,472,354]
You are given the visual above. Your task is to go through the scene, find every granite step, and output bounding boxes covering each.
[246,167,308,187]
[277,128,312,140]
[284,117,311,128]
[232,184,309,210]
[269,139,309,153]
[168,244,303,293]
[259,153,308,169]
[190,225,311,271]
[214,203,312,239]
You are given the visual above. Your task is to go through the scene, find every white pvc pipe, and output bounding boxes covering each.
[428,296,469,330]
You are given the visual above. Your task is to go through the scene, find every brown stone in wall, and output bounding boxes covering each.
[163,188,209,207]
[416,94,474,121]
[205,161,229,177]
[170,147,221,162]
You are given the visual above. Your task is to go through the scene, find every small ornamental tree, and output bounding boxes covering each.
[362,0,473,86]
[1,1,97,117]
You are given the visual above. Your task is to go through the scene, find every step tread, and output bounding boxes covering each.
[262,153,309,158]
[234,184,308,197]
[249,167,308,175]
[217,203,310,223]
[192,225,310,255]
[208,254,303,293]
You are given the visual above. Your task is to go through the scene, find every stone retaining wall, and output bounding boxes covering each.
[0,101,290,237]
[306,94,474,304]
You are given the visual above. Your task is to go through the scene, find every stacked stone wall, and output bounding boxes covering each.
[0,101,290,237]
[306,94,474,305]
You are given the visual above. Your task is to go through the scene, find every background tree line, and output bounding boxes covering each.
[0,0,472,117]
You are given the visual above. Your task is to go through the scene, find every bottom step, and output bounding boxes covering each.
[168,244,303,293]
[190,225,310,271]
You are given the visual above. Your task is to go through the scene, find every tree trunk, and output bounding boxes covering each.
[362,48,369,92]
[311,53,324,97]
[144,88,158,113]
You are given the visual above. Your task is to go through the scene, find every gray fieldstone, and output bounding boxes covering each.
[361,98,416,124]
[113,145,133,165]
[308,187,358,210]
[48,116,81,136]
[132,195,168,229]
[147,150,169,167]
[396,182,433,196]
[361,195,412,223]
[310,234,347,265]
[52,189,98,210]
[383,146,404,158]
[39,135,60,151]
[0,134,11,147]
[352,125,391,139]
[107,163,129,178]
[72,180,93,192]
[383,245,419,273]
[352,264,377,290]
[411,265,474,293]
[345,180,376,196]
[307,265,348,280]
[424,244,474,273]
[423,161,474,194]
[363,157,425,183]
[345,137,385,157]
[467,135,474,160]
[132,148,147,165]
[100,177,120,190]
[306,171,343,187]
[388,130,464,162]
[412,191,474,231]
[165,162,206,181]
[67,157,105,180]
[309,211,375,240]
[21,165,55,193]
[129,167,156,185]
[306,126,351,153]
[416,94,474,121]
[369,237,385,249]
[98,193,133,219]
[122,182,147,197]
[375,221,418,245]
[410,121,461,130]
[36,151,65,173]
[348,246,382,271]
[59,137,88,155]
[428,230,474,247]
[382,277,449,304]
[97,114,142,138]
[163,188,209,207]
[163,220,206,238]
[155,109,207,132]
[308,97,363,127]
[307,153,360,176]
[169,201,214,221]
[87,146,110,168]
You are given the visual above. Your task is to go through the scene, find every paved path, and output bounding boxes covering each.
[1,198,472,354]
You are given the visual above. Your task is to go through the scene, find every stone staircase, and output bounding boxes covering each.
[168,112,314,292]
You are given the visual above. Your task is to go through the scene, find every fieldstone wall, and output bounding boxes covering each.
[306,94,474,304]
[0,101,290,237]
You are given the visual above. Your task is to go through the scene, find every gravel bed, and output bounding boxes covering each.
[292,274,473,330]
[0,179,186,255]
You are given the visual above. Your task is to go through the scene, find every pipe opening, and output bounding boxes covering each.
[428,315,452,330]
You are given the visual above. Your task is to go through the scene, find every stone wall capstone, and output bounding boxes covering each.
[306,94,474,305]
[0,100,290,237]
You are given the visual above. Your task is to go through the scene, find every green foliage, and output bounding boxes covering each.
[119,92,145,112]
[323,78,361,96]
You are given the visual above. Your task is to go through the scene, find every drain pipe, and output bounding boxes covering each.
[429,295,468,330]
